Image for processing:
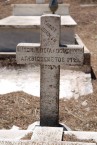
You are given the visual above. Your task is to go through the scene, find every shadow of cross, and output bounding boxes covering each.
[16,14,84,127]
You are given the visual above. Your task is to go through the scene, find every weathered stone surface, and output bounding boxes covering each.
[0,130,32,140]
[40,14,60,126]
[16,43,83,65]
[0,16,76,28]
[61,27,75,44]
[40,65,60,126]
[31,126,63,141]
[40,15,60,49]
[0,141,96,145]
[16,16,83,66]
[0,15,76,52]
[12,4,69,16]
[16,14,84,126]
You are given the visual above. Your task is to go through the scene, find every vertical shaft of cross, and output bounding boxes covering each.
[40,15,60,126]
[40,65,60,126]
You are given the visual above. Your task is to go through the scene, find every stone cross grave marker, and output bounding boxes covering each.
[16,14,83,127]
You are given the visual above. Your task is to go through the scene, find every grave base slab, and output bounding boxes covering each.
[0,141,96,145]
[27,121,71,131]
[31,126,63,141]
[0,130,97,144]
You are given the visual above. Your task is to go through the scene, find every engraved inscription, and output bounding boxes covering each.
[17,46,83,54]
[41,27,52,37]
[41,15,60,48]
[19,56,81,63]
[44,20,57,32]
[16,44,83,65]
[41,26,57,46]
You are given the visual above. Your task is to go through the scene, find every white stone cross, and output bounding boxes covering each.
[16,14,83,127]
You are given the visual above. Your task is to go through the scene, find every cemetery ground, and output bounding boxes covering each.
[0,0,97,141]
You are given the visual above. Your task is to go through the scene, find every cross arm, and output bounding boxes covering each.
[16,43,84,66]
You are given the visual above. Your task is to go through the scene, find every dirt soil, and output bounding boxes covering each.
[0,0,97,133]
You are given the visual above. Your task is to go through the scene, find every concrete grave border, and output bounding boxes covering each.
[0,130,97,144]
[12,4,70,16]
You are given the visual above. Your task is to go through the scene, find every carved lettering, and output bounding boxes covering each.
[67,58,81,63]
[41,27,51,37]
[44,21,56,32]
